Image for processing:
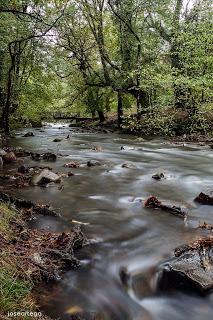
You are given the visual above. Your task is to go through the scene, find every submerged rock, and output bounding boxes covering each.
[31,169,61,186]
[158,237,213,294]
[144,196,186,218]
[194,192,213,205]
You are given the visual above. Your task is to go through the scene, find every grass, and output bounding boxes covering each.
[0,203,37,319]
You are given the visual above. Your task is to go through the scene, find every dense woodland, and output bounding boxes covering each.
[0,0,212,135]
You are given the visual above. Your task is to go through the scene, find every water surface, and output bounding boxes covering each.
[2,123,213,319]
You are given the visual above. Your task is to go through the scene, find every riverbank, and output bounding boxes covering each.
[0,192,87,320]
[71,121,213,148]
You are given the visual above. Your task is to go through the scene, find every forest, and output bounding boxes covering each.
[0,1,213,320]
[0,0,212,136]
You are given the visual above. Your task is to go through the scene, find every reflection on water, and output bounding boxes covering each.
[2,123,213,319]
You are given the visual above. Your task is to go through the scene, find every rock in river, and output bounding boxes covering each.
[87,160,102,167]
[0,149,7,157]
[144,196,186,218]
[23,131,34,137]
[43,152,57,162]
[3,151,17,163]
[157,237,213,294]
[53,138,62,142]
[121,163,136,169]
[194,192,213,205]
[64,161,80,168]
[31,169,61,186]
[18,165,29,174]
[152,173,165,180]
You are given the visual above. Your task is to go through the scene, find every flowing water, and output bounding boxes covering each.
[2,123,213,319]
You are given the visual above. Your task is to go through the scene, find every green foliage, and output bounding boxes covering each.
[0,0,212,135]
[122,102,213,136]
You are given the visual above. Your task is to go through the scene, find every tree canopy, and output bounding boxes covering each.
[0,0,212,134]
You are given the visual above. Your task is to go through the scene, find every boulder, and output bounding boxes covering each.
[3,152,17,163]
[157,237,213,294]
[43,152,57,162]
[31,169,61,186]
[23,132,34,137]
[87,160,101,167]
[144,196,186,218]
[194,192,213,205]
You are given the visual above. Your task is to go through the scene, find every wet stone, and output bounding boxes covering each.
[23,132,34,137]
[53,138,62,142]
[68,172,75,177]
[64,161,80,168]
[87,160,101,167]
[0,149,7,157]
[144,196,186,218]
[152,173,165,180]
[31,153,41,161]
[43,152,57,162]
[31,169,61,186]
[92,146,103,152]
[194,192,213,205]
[122,163,135,169]
[3,151,17,163]
[157,238,213,294]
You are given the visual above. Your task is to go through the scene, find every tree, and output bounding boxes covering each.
[147,0,212,111]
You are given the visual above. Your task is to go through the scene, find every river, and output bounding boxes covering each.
[1,123,213,320]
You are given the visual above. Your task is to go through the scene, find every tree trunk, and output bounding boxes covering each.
[170,44,189,109]
[0,65,13,133]
[117,91,123,128]
[136,90,149,119]
[97,110,105,123]
[92,110,96,119]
